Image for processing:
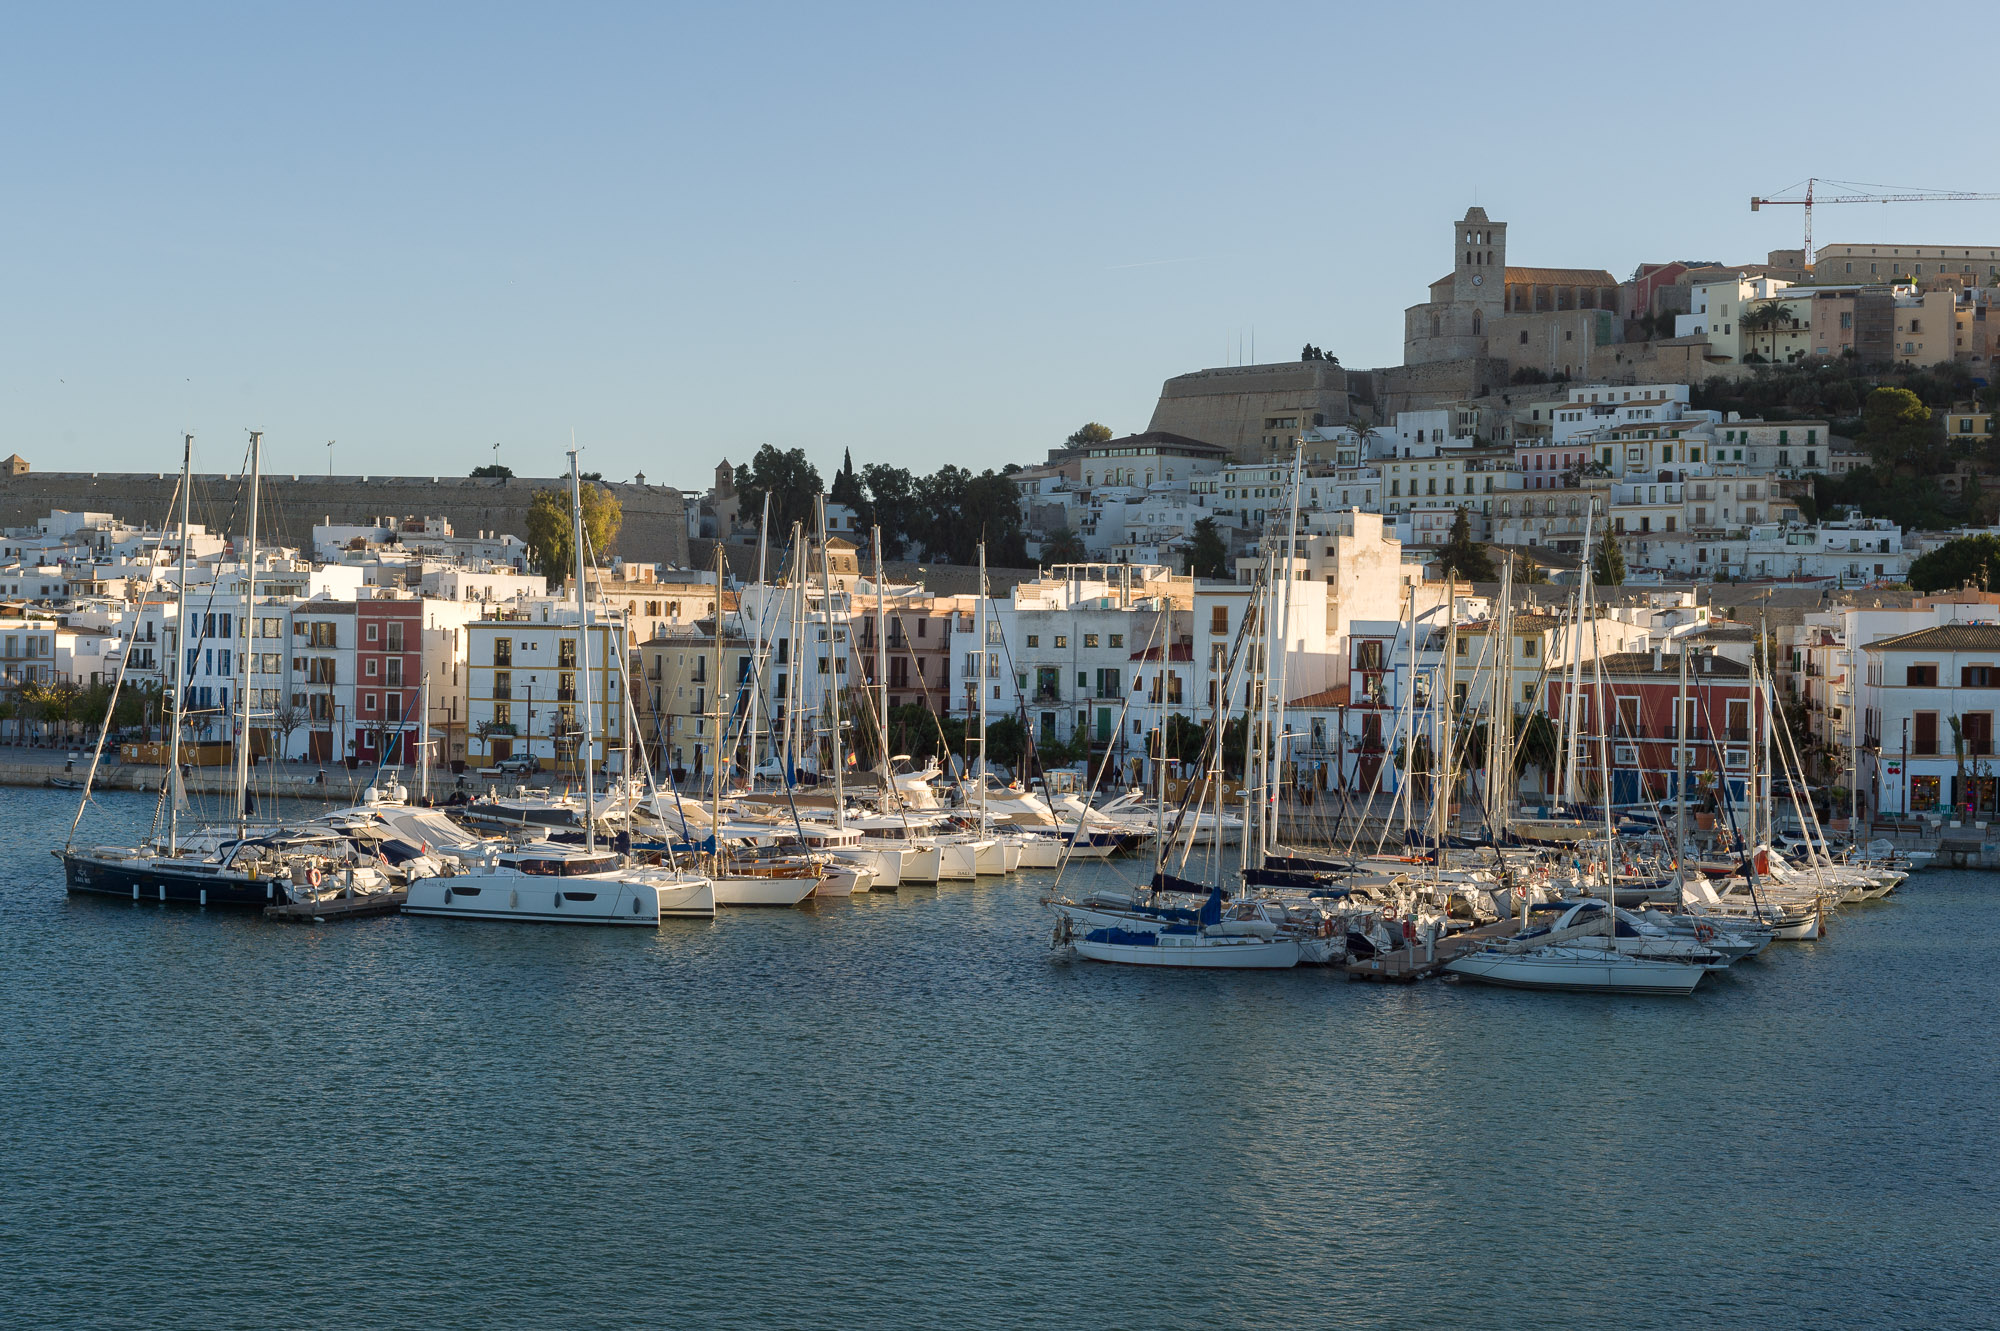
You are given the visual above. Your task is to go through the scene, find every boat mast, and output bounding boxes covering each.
[873,524,890,803]
[234,431,261,836]
[1494,557,1513,837]
[745,493,769,778]
[1402,580,1418,841]
[1590,583,1615,896]
[1676,643,1689,875]
[568,448,597,855]
[419,672,431,804]
[975,540,989,832]
[1439,576,1456,870]
[817,497,846,827]
[711,542,725,851]
[167,433,193,855]
[1560,504,1595,807]
[1269,444,1304,859]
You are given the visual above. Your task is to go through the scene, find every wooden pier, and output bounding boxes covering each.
[1342,916,1523,984]
[264,889,406,923]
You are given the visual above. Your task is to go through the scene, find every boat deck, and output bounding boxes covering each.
[264,890,407,923]
[1342,917,1524,984]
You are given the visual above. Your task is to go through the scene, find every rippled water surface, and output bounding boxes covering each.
[4,787,1996,1328]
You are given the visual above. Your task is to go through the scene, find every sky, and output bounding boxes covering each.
[4,1,1995,490]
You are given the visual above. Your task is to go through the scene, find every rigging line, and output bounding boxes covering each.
[1051,609,1163,896]
[67,467,190,850]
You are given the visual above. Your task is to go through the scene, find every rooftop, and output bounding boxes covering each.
[1863,624,2000,652]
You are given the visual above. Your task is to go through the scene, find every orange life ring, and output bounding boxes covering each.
[307,867,322,888]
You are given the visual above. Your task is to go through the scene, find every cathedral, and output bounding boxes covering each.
[1402,207,1621,377]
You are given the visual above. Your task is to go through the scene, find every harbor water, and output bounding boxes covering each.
[4,787,1995,1329]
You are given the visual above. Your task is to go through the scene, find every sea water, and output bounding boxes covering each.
[3,787,1995,1329]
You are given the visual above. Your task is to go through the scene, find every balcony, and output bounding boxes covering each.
[1034,688,1062,704]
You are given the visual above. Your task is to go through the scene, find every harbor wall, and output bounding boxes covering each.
[0,470,690,567]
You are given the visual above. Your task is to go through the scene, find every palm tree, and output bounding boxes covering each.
[1740,302,1794,363]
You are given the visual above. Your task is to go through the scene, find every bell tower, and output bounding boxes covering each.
[1452,207,1507,303]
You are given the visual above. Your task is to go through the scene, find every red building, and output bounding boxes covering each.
[1546,647,1766,808]
[355,597,424,764]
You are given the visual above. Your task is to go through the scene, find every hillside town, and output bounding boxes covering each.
[6,207,2000,834]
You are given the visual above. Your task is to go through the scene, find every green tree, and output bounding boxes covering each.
[524,482,623,581]
[1040,527,1086,564]
[1163,713,1205,765]
[1740,301,1796,364]
[907,466,1026,565]
[1962,469,1987,524]
[1861,386,1942,474]
[829,448,865,513]
[1186,518,1228,579]
[984,715,1029,773]
[1592,525,1626,586]
[733,445,824,538]
[470,463,514,479]
[1436,507,1497,582]
[1065,423,1114,450]
[857,463,917,558]
[1513,711,1559,781]
[1909,533,2000,593]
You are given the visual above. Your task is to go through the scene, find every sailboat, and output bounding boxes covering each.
[404,449,715,923]
[60,433,315,908]
[1051,558,1301,969]
[1443,504,1708,994]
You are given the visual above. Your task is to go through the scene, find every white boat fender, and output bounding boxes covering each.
[509,889,519,909]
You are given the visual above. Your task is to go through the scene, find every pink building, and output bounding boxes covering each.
[1516,444,1594,489]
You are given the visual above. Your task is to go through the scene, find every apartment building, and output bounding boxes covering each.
[464,608,626,775]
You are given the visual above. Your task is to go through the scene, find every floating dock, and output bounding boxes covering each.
[264,889,406,923]
[1343,917,1524,984]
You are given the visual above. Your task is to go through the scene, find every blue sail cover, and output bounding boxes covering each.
[1150,871,1230,904]
[1084,927,1159,946]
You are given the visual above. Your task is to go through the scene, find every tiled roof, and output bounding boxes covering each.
[1584,651,1750,677]
[1863,624,2000,652]
[1287,686,1349,709]
[1505,266,1619,287]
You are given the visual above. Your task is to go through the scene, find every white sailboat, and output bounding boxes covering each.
[405,448,715,924]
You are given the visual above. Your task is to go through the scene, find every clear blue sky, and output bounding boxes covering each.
[5,1,1994,489]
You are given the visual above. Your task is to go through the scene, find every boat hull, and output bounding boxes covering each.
[1070,934,1299,968]
[711,875,820,906]
[1444,951,1704,994]
[1008,837,1062,869]
[936,841,980,880]
[63,852,292,910]
[898,845,943,884]
[403,872,715,924]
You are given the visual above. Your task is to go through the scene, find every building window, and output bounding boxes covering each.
[365,623,378,642]
[1026,635,1039,648]
[1054,635,1067,649]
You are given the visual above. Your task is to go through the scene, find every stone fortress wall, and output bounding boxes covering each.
[0,468,689,567]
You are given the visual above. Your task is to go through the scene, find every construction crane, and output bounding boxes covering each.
[1750,177,2000,267]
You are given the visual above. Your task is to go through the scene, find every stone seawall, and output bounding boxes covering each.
[1,471,689,567]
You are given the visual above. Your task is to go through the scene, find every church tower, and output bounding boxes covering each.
[1402,204,1511,366]
[1451,207,1507,339]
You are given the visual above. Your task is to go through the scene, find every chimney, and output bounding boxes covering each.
[1652,643,1663,671]
[1702,650,1713,673]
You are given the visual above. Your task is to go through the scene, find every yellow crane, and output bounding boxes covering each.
[1750,177,2000,267]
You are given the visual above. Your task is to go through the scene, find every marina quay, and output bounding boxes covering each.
[11,7,1999,1323]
